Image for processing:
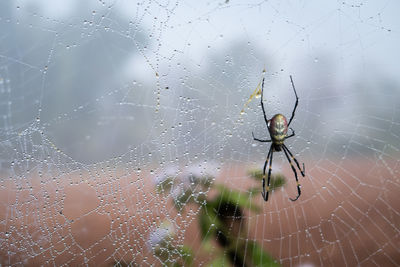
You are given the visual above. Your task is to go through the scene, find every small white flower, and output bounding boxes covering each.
[170,183,184,201]
[147,221,175,251]
[182,161,219,184]
[154,165,179,185]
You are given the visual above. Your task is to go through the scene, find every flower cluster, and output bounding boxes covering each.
[154,162,219,210]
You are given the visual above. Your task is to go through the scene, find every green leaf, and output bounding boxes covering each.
[248,170,286,191]
[246,240,280,267]
[201,239,214,252]
[248,169,264,180]
[206,255,229,267]
[173,189,193,211]
[156,177,175,193]
[269,174,286,190]
[215,184,260,212]
[179,245,194,266]
[198,205,219,240]
[247,186,262,195]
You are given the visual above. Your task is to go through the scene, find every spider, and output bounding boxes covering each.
[252,76,305,202]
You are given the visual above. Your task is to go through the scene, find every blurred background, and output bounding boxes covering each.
[0,0,399,266]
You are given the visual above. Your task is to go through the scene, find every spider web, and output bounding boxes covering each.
[0,0,399,266]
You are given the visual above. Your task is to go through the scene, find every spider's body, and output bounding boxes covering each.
[252,76,305,202]
[269,114,288,147]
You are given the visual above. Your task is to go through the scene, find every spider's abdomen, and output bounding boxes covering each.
[269,114,288,145]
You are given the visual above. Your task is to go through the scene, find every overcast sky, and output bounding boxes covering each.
[17,0,400,81]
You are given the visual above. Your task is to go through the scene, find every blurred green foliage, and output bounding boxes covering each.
[153,242,194,267]
[248,169,286,191]
[156,177,175,193]
[199,184,279,267]
[151,167,286,266]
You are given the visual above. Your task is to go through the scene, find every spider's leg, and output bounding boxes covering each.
[283,144,305,176]
[261,146,272,200]
[287,76,299,127]
[285,128,295,140]
[260,78,270,130]
[261,146,273,201]
[252,132,272,142]
[282,146,301,201]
